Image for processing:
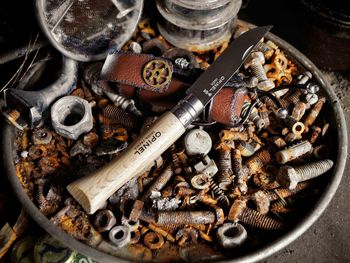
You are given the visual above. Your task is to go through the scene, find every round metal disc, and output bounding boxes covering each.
[35,0,143,61]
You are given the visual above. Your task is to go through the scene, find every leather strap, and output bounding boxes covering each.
[100,52,189,108]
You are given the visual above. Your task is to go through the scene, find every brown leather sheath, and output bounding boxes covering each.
[209,87,250,126]
[100,52,189,107]
[100,52,250,125]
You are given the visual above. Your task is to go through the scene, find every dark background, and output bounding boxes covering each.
[0,0,349,262]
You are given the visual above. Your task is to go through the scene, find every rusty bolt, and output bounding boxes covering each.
[232,149,248,194]
[265,182,310,202]
[170,144,182,174]
[251,191,270,215]
[252,170,279,190]
[304,97,326,132]
[216,148,233,190]
[142,165,173,201]
[244,52,266,81]
[270,199,293,214]
[156,211,216,225]
[241,103,265,129]
[277,159,333,189]
[245,148,272,175]
[228,199,283,230]
[276,141,313,164]
[309,126,322,144]
[129,200,144,222]
[292,102,308,121]
[216,223,247,249]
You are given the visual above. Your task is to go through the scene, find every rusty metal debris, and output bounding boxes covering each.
[8,16,336,262]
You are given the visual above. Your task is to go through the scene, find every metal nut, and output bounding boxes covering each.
[51,96,93,140]
[109,225,131,248]
[216,223,247,249]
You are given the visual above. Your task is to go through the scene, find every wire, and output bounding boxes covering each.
[256,89,283,109]
[268,84,308,94]
[232,100,259,127]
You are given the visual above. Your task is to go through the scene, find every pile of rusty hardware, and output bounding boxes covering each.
[8,19,334,261]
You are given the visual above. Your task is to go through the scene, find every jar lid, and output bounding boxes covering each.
[300,0,350,27]
[35,0,143,61]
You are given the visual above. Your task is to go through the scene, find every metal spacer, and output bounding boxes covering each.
[142,59,172,89]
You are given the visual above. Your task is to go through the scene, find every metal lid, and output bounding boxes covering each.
[300,0,350,27]
[35,0,143,61]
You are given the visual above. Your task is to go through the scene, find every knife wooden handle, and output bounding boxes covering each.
[67,111,186,214]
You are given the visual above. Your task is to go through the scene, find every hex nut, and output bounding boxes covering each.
[216,223,247,249]
[109,225,131,248]
[51,96,93,140]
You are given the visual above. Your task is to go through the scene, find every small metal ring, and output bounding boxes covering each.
[142,59,172,88]
[109,225,131,248]
[143,232,164,250]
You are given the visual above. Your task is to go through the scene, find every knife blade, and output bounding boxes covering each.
[67,26,272,214]
[186,25,272,106]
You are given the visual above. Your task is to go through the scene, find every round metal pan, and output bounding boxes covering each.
[3,28,348,263]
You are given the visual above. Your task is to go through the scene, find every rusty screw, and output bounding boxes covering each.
[232,149,248,194]
[276,141,313,164]
[141,165,173,201]
[156,211,216,225]
[228,199,283,230]
[170,145,182,174]
[244,51,274,91]
[277,159,334,189]
[245,148,272,175]
[304,97,326,132]
[216,148,233,190]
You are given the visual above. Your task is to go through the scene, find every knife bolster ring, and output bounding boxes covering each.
[171,94,204,128]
